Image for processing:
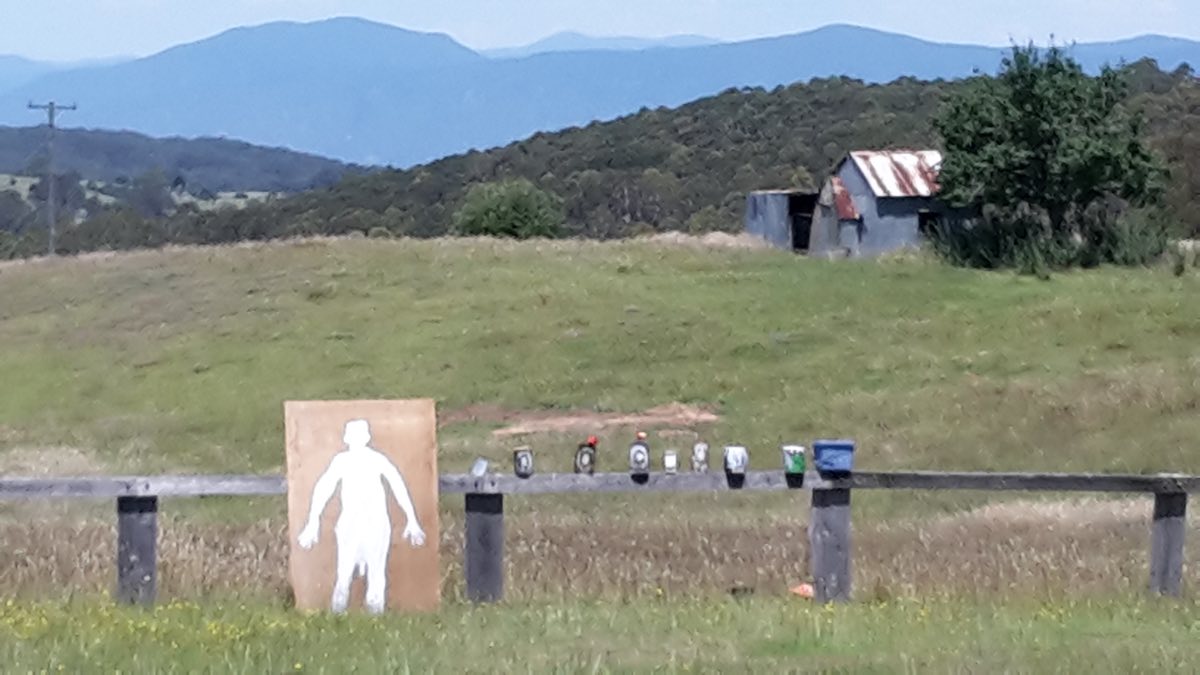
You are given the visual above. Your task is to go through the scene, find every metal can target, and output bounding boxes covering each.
[629,441,650,473]
[513,447,534,478]
[723,445,749,474]
[663,450,679,474]
[781,445,807,474]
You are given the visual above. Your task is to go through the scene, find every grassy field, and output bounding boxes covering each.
[4,595,1200,672]
[1,236,1197,476]
[0,236,1198,669]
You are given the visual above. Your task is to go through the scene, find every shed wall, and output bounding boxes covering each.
[744,192,793,250]
[837,162,929,257]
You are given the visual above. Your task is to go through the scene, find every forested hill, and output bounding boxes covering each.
[0,126,358,194]
[162,60,1198,244]
[2,60,1196,257]
[177,75,952,240]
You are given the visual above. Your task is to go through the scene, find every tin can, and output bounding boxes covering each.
[781,445,807,474]
[691,442,709,472]
[723,445,749,474]
[629,441,650,473]
[513,447,534,478]
[574,445,596,474]
[663,450,679,474]
[470,457,490,477]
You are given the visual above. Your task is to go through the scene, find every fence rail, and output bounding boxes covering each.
[0,470,1191,605]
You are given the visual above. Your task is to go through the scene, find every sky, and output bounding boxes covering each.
[0,0,1190,62]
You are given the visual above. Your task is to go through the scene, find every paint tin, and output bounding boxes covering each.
[781,445,807,474]
[513,447,534,478]
[574,445,596,475]
[723,445,749,474]
[663,450,679,474]
[691,442,709,473]
[629,441,650,474]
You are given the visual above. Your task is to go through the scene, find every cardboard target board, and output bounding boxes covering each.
[285,400,439,613]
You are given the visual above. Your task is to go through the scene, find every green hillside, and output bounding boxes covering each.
[2,237,1197,477]
[2,238,1200,669]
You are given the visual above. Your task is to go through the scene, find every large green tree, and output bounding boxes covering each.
[934,45,1167,269]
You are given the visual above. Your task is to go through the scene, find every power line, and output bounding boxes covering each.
[27,101,77,256]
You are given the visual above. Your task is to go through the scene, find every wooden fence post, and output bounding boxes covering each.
[116,495,157,606]
[465,493,504,603]
[809,487,851,603]
[1150,492,1187,597]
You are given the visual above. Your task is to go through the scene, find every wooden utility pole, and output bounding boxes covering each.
[28,101,76,255]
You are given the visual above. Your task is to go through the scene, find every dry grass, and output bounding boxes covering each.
[0,496,1184,604]
[639,231,772,250]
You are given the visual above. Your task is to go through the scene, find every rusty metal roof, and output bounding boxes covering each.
[830,177,859,220]
[846,150,942,198]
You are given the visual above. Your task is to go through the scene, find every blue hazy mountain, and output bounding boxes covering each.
[0,55,130,95]
[483,31,720,58]
[0,56,57,94]
[1,19,1196,166]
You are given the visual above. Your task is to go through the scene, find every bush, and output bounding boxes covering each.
[0,228,47,260]
[929,204,1171,275]
[452,180,563,239]
[933,45,1166,271]
[58,208,168,254]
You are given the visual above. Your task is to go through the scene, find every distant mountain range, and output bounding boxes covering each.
[482,31,720,58]
[0,55,128,95]
[0,18,1197,167]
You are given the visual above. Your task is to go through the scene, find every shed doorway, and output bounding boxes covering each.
[788,193,818,253]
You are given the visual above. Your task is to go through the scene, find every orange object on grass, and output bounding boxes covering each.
[790,583,815,599]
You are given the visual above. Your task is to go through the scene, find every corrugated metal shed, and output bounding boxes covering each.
[744,189,819,251]
[846,150,942,198]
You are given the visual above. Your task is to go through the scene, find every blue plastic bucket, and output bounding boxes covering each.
[813,439,855,474]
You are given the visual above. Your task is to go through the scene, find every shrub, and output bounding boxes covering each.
[452,180,563,239]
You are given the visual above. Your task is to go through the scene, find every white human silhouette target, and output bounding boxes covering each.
[285,400,440,613]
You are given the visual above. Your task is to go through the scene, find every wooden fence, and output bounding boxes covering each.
[0,470,1193,606]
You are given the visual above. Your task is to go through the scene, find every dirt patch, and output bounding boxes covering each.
[441,402,719,437]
